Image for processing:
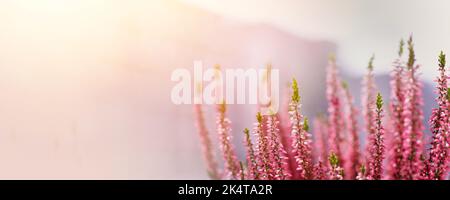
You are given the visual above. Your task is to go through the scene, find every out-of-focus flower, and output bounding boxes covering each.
[326,56,344,165]
[342,81,361,179]
[243,128,259,180]
[388,39,407,179]
[401,36,424,179]
[194,103,220,179]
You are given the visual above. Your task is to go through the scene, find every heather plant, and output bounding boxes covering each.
[342,81,361,179]
[193,37,449,180]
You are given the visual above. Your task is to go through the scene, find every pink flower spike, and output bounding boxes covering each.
[313,115,329,163]
[216,102,240,179]
[194,104,220,179]
[326,56,344,165]
[266,113,290,180]
[289,78,314,179]
[243,128,259,180]
[362,55,377,166]
[424,51,449,180]
[254,112,274,180]
[366,93,386,180]
[387,41,407,179]
[401,36,425,179]
[342,81,361,179]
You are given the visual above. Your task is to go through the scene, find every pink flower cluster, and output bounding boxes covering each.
[193,36,449,180]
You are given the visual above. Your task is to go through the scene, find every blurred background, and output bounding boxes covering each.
[0,0,448,179]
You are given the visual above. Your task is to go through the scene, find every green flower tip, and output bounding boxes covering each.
[243,128,250,135]
[407,35,415,68]
[329,152,339,167]
[360,165,366,174]
[291,78,300,103]
[439,51,446,67]
[341,81,348,90]
[376,93,383,110]
[303,117,310,132]
[219,101,226,113]
[256,112,263,123]
[447,88,450,101]
[328,53,336,63]
[368,54,375,71]
[398,39,404,57]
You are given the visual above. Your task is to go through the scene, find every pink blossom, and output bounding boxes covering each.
[366,93,386,180]
[342,81,361,179]
[362,55,377,166]
[194,104,220,179]
[313,116,329,163]
[289,78,314,179]
[254,112,274,180]
[278,86,297,178]
[424,51,449,180]
[401,36,425,179]
[266,113,290,180]
[216,102,240,179]
[313,160,328,180]
[387,41,407,179]
[243,128,259,180]
[328,153,344,180]
[326,56,344,165]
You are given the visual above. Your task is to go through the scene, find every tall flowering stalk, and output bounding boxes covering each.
[366,93,386,180]
[278,86,297,178]
[289,78,314,179]
[402,36,425,179]
[216,102,240,179]
[266,113,290,180]
[362,55,377,164]
[254,112,274,179]
[194,103,220,179]
[243,128,259,180]
[342,81,361,179]
[424,51,449,180]
[388,40,407,179]
[326,56,344,164]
